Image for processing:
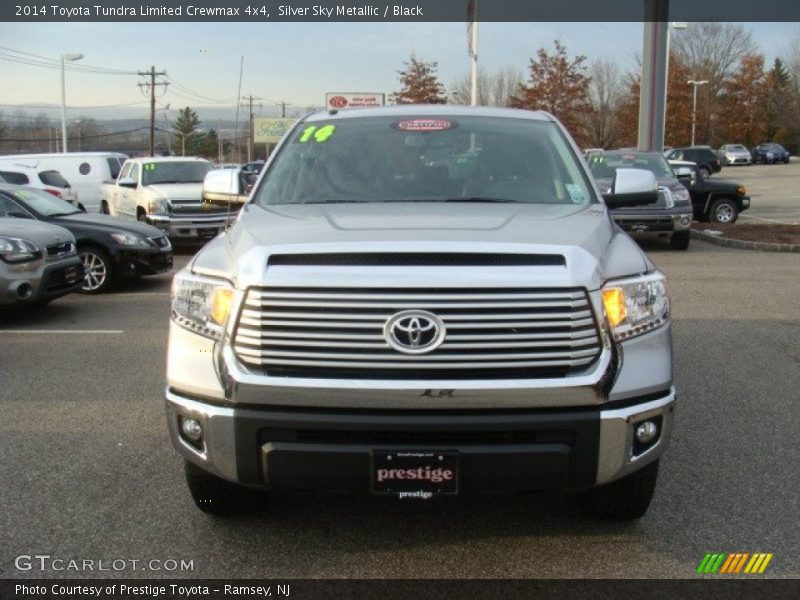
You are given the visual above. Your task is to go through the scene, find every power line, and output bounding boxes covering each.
[0,126,151,143]
[0,48,137,75]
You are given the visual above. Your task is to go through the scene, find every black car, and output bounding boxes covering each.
[664,147,722,177]
[669,161,750,224]
[751,143,791,164]
[0,184,173,293]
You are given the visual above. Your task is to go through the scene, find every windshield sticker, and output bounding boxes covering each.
[565,184,588,205]
[394,119,454,132]
[298,124,336,143]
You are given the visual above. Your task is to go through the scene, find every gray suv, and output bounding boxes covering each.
[1,216,83,306]
[166,107,675,520]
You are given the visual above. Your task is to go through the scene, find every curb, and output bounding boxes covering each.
[691,229,800,253]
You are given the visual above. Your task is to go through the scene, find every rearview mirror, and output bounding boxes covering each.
[603,168,659,209]
[202,168,249,205]
[673,166,696,184]
[118,177,137,188]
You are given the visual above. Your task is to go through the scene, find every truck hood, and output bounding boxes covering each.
[146,183,203,202]
[191,202,653,290]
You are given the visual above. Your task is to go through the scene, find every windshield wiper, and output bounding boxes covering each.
[49,212,79,217]
[442,197,526,203]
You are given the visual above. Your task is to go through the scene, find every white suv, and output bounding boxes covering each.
[0,164,79,207]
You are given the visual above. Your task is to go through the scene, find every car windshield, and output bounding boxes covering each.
[764,143,785,151]
[141,161,212,185]
[588,152,674,179]
[10,187,81,216]
[252,115,595,206]
[729,145,747,151]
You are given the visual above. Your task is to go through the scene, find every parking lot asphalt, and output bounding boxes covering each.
[718,160,800,224]
[1,239,799,580]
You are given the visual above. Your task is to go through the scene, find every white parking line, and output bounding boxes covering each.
[0,330,124,334]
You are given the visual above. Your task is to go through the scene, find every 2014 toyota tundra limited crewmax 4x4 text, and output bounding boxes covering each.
[166,106,676,519]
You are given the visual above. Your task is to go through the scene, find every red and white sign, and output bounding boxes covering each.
[325,92,385,110]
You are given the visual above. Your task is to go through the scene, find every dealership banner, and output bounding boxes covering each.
[253,118,296,144]
[325,93,386,110]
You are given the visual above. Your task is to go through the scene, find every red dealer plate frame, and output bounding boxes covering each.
[394,119,455,132]
[371,450,459,497]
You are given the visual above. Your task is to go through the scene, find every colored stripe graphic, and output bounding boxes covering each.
[700,552,773,575]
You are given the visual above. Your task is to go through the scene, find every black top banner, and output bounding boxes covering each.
[3,0,800,22]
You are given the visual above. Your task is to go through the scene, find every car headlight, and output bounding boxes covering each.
[737,186,747,196]
[601,272,669,341]
[672,187,691,204]
[149,196,169,215]
[171,271,235,340]
[0,236,41,263]
[110,231,151,248]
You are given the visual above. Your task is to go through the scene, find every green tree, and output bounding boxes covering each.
[171,107,201,156]
[391,55,448,104]
[509,40,591,145]
[764,58,791,142]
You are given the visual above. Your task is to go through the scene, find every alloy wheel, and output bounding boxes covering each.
[80,251,108,291]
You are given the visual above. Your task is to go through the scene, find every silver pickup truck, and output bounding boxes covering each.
[166,106,675,520]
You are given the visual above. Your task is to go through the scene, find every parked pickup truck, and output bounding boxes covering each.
[669,160,750,224]
[167,106,676,520]
[103,157,237,239]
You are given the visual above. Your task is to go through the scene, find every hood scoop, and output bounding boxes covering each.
[268,252,566,267]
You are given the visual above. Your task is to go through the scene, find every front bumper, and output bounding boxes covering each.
[166,387,675,491]
[613,206,693,234]
[112,247,173,277]
[1,257,83,306]
[147,213,235,240]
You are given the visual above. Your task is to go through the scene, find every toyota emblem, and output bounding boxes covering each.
[384,310,446,355]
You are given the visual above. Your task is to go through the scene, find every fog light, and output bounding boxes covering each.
[635,420,658,444]
[180,417,203,442]
[681,217,691,226]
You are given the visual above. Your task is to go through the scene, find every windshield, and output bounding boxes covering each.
[728,145,747,151]
[252,116,594,206]
[10,187,81,216]
[588,152,674,179]
[141,161,212,185]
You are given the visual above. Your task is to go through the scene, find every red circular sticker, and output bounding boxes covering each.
[394,119,453,132]
[328,95,349,108]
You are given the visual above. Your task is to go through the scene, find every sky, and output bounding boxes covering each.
[1,21,798,121]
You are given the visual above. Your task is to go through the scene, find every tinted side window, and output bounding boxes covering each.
[0,171,29,184]
[38,170,69,187]
[107,158,122,179]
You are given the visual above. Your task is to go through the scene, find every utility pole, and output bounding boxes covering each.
[240,94,262,162]
[276,101,292,118]
[138,66,168,157]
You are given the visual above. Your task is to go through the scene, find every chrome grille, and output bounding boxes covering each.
[233,287,602,379]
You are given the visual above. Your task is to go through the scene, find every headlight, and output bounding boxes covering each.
[110,231,151,248]
[149,197,169,215]
[672,187,690,204]
[0,237,41,263]
[737,186,747,196]
[171,271,235,340]
[601,272,669,341]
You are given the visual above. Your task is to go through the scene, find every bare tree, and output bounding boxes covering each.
[450,67,523,106]
[671,23,756,144]
[584,59,624,148]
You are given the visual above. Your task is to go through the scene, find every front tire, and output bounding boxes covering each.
[709,198,738,224]
[184,461,264,516]
[699,166,711,177]
[670,230,691,250]
[137,208,148,223]
[78,246,114,293]
[577,460,659,520]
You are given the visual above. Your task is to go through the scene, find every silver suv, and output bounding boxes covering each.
[1,216,83,306]
[166,107,675,519]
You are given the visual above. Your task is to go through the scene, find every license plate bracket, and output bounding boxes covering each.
[371,450,459,498]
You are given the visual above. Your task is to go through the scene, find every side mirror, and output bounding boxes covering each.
[202,168,248,205]
[118,177,137,188]
[603,168,659,209]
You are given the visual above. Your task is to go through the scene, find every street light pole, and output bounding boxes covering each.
[688,79,708,146]
[60,53,84,153]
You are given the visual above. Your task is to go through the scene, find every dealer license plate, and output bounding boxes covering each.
[371,450,459,498]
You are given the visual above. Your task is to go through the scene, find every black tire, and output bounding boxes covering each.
[137,209,147,223]
[577,460,659,520]
[784,158,790,164]
[184,461,264,516]
[709,198,738,224]
[699,166,711,177]
[78,246,114,294]
[101,201,110,215]
[670,230,691,250]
